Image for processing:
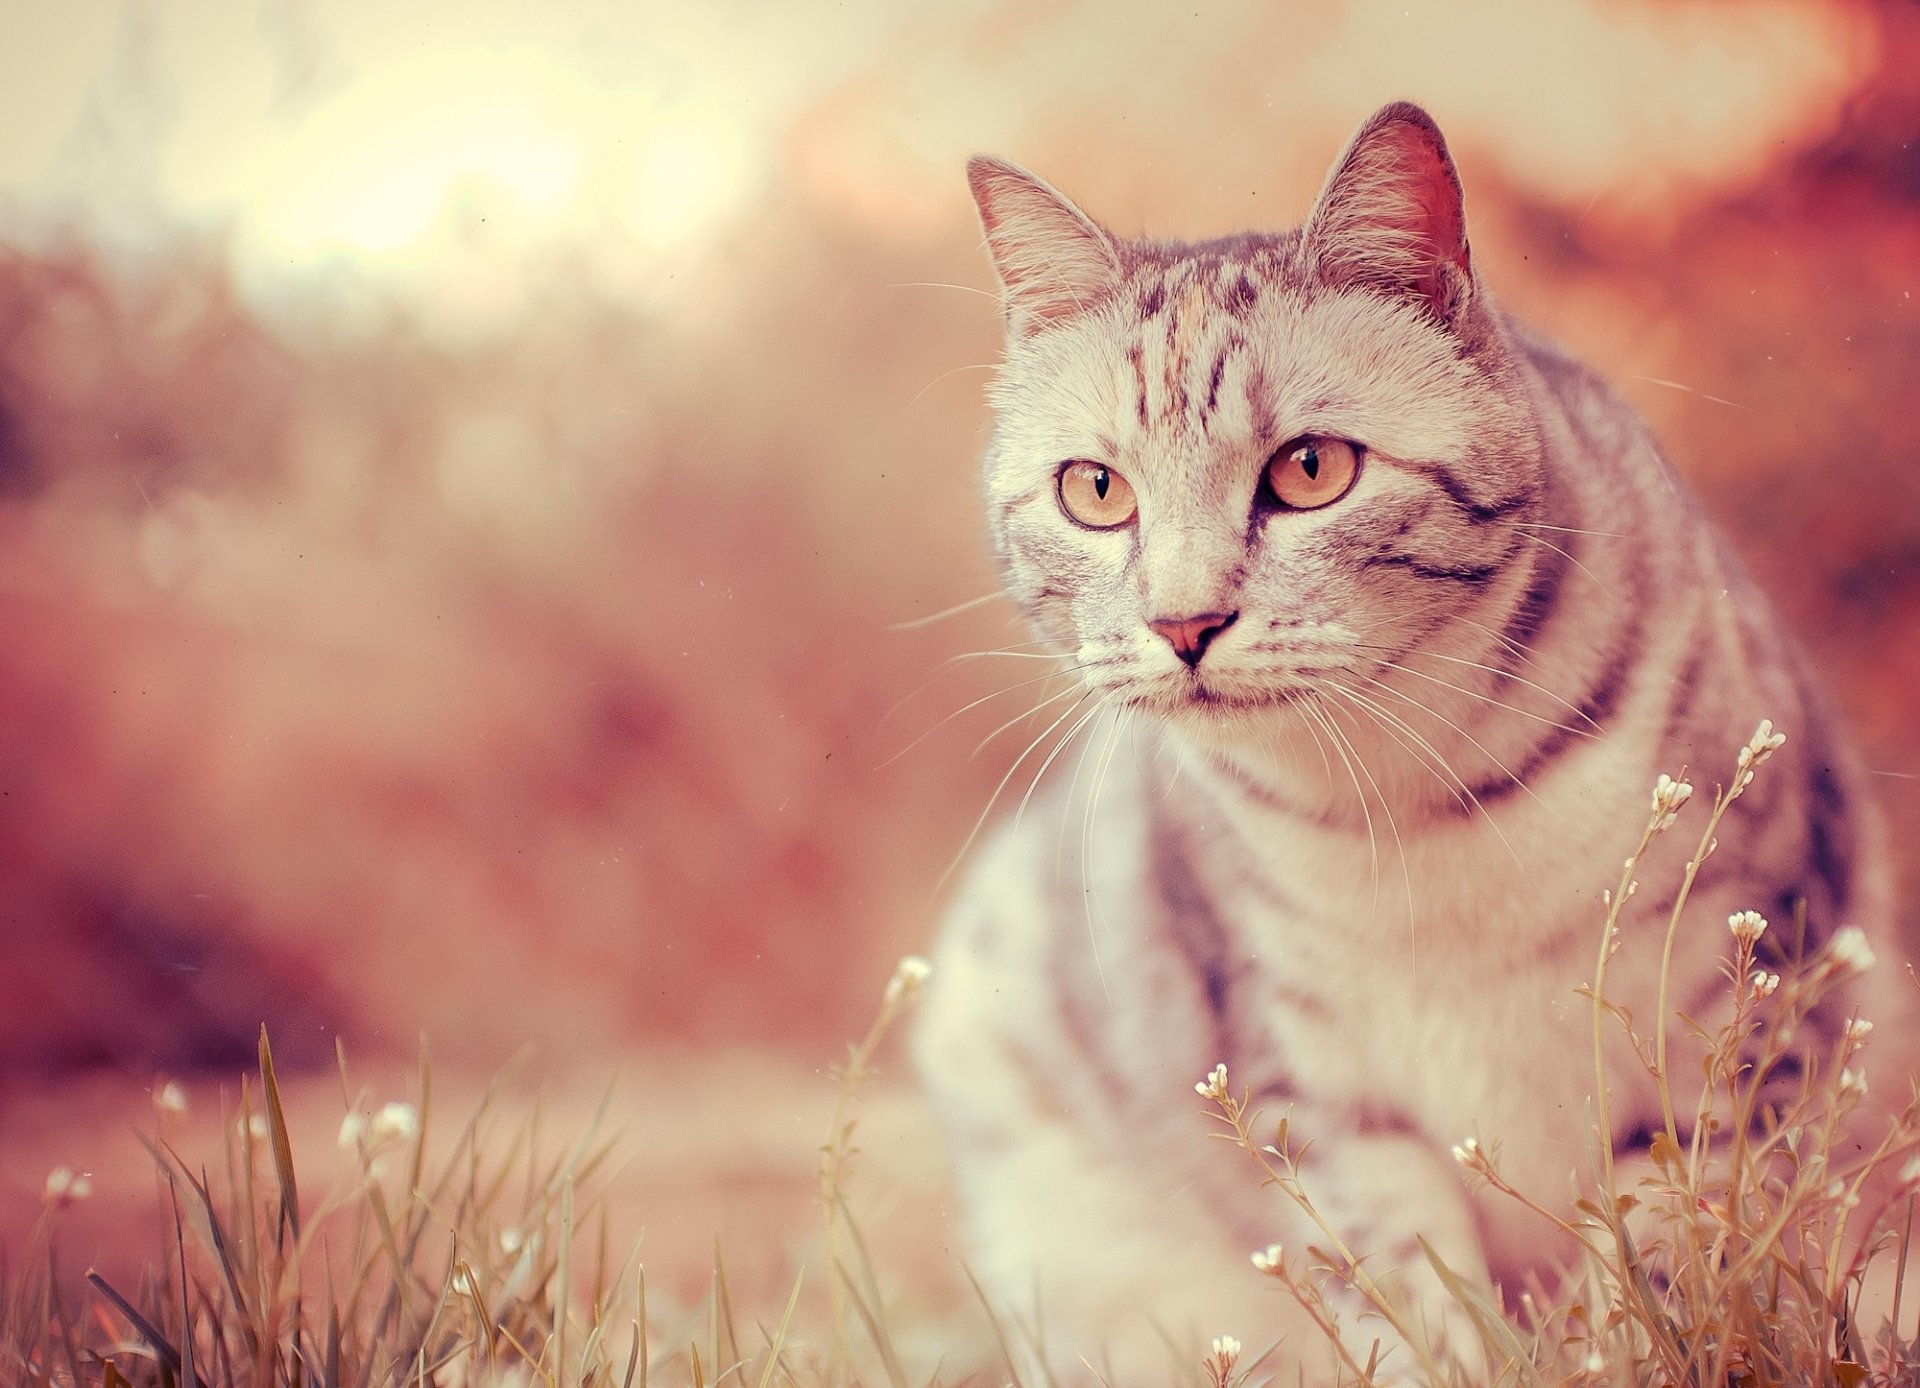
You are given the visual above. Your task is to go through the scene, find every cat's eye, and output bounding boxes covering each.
[1264,437,1361,510]
[1057,460,1138,529]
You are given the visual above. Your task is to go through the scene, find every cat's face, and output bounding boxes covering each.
[973,104,1542,739]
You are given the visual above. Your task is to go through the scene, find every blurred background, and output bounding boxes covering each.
[1,0,1917,1271]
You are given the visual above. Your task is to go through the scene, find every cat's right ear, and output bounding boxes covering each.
[1300,102,1474,329]
[967,156,1122,337]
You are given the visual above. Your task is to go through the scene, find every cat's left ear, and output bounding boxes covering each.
[1300,102,1474,328]
[968,156,1123,337]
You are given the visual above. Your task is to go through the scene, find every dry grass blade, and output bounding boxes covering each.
[958,1262,1028,1388]
[257,1025,303,1247]
[711,1240,743,1377]
[754,1269,806,1388]
[43,1250,85,1388]
[637,1265,650,1388]
[835,1254,908,1388]
[621,1317,642,1388]
[1413,1237,1531,1385]
[137,1134,259,1359]
[87,1269,199,1386]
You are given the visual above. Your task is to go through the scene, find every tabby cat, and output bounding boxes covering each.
[914,102,1904,1376]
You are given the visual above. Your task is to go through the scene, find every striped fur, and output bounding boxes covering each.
[917,103,1903,1378]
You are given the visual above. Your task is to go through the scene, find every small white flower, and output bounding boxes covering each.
[371,1101,420,1145]
[1845,1017,1874,1046]
[450,1263,479,1297]
[1825,1177,1862,1211]
[1727,911,1768,947]
[153,1080,189,1114]
[338,1112,369,1150]
[1828,926,1876,975]
[1751,970,1780,999]
[1585,1349,1606,1375]
[1206,1334,1242,1386]
[1650,773,1693,831]
[1737,720,1787,775]
[1899,1156,1920,1189]
[1838,1068,1868,1102]
[883,955,933,1006]
[1451,1136,1486,1171]
[1196,1063,1230,1102]
[1250,1243,1284,1274]
[499,1227,525,1254]
[44,1166,92,1206]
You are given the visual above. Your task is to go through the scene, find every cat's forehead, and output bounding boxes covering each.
[986,231,1481,500]
[1125,258,1465,440]
[1121,232,1303,308]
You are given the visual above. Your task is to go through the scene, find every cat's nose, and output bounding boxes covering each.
[1149,610,1238,668]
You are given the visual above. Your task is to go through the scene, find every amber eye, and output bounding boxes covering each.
[1264,437,1362,510]
[1057,460,1138,529]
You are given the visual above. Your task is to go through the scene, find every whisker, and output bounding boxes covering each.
[1259,704,1311,790]
[1015,693,1118,831]
[879,645,1076,733]
[937,689,1093,892]
[1386,644,1604,734]
[1315,690,1416,950]
[908,361,998,409]
[944,647,1082,664]
[890,592,1008,631]
[1626,373,1753,413]
[1352,644,1603,740]
[1328,681,1522,868]
[909,642,1074,698]
[970,680,1088,759]
[1362,675,1555,820]
[1512,520,1626,540]
[1447,613,1538,670]
[888,280,1002,301]
[1320,683,1471,814]
[1299,694,1381,924]
[880,669,1082,768]
[1512,529,1613,600]
[1076,707,1129,1003]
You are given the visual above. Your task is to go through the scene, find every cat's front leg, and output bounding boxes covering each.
[1267,1122,1494,1382]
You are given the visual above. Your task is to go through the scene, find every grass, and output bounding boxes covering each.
[2,959,949,1388]
[5,728,1919,1386]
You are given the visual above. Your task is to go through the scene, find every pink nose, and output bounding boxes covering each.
[1148,611,1238,668]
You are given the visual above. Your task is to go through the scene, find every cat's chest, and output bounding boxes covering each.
[1229,929,1593,1111]
[1167,784,1633,1147]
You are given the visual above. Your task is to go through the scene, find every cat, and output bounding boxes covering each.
[913,101,1906,1379]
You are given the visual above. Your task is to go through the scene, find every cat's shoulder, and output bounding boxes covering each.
[1495,311,1661,459]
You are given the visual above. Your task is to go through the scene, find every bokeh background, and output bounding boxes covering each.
[2,0,1917,1279]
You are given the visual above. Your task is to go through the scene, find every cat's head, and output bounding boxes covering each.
[969,102,1542,742]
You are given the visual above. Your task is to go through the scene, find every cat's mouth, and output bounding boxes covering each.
[1122,671,1309,718]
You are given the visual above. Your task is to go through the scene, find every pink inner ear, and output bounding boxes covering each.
[1308,107,1472,319]
[1377,125,1468,277]
[968,157,1120,333]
